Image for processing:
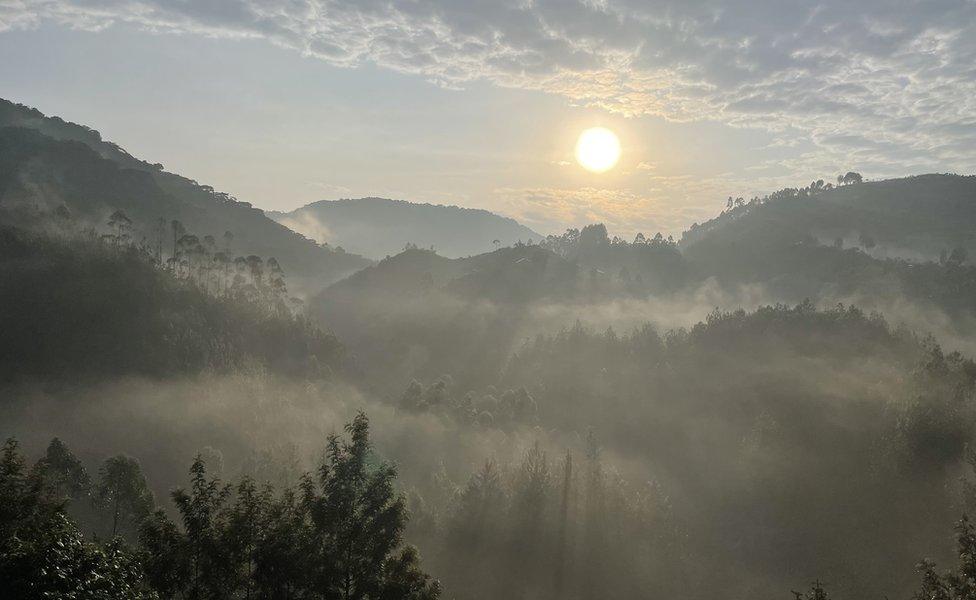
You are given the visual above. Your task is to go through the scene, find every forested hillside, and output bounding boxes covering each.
[269,197,541,259]
[375,304,976,599]
[682,174,976,262]
[0,99,371,293]
[0,225,342,382]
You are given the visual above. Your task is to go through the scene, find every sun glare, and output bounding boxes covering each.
[575,127,621,173]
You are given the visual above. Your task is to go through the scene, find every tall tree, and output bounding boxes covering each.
[170,219,185,270]
[302,412,439,600]
[107,210,132,246]
[96,455,154,539]
[34,437,91,503]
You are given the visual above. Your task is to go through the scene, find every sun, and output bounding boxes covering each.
[575,127,621,173]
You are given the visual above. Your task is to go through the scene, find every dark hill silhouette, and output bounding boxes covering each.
[267,197,541,259]
[0,99,371,293]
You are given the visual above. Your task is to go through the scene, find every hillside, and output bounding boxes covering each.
[268,197,542,259]
[407,304,974,599]
[673,175,976,331]
[0,226,343,382]
[0,99,372,293]
[682,174,976,263]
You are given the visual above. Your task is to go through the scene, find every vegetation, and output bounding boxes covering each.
[0,415,440,599]
[0,100,372,292]
[0,225,343,382]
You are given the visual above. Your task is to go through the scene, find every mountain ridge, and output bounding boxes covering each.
[268,196,542,259]
[0,98,372,294]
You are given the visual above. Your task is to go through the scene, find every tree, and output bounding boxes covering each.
[140,414,440,600]
[154,217,166,264]
[1,512,157,600]
[838,171,863,185]
[553,451,573,598]
[0,439,53,544]
[302,412,440,600]
[170,456,233,599]
[579,224,610,252]
[913,516,976,600]
[34,437,91,503]
[245,255,265,288]
[96,455,154,539]
[0,439,156,599]
[171,219,186,269]
[792,581,831,600]
[107,210,132,246]
[268,257,287,307]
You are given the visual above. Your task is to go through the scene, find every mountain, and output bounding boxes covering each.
[267,197,542,259]
[682,174,976,263]
[674,175,976,322]
[312,236,691,392]
[310,175,976,391]
[0,99,372,293]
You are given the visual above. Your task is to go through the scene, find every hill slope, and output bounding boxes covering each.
[682,174,976,263]
[0,226,343,382]
[268,197,542,259]
[0,99,371,293]
[674,175,976,329]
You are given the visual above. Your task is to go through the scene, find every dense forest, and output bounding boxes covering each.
[6,98,976,600]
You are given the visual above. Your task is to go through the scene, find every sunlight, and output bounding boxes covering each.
[575,127,621,173]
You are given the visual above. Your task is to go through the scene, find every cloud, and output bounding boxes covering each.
[4,0,976,180]
[493,181,720,238]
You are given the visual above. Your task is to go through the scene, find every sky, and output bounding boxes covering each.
[2,1,975,238]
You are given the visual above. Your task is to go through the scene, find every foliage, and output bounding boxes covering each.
[96,455,155,539]
[398,376,537,428]
[1,415,441,600]
[141,412,441,600]
[914,517,976,600]
[0,439,158,599]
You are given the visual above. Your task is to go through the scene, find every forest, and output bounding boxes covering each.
[5,102,976,600]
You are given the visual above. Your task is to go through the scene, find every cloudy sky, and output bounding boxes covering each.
[2,1,975,237]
